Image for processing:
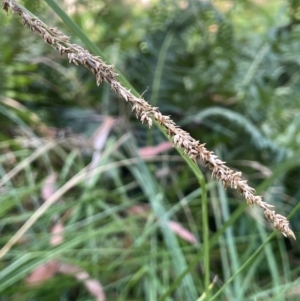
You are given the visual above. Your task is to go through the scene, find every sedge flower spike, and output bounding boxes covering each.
[2,0,295,239]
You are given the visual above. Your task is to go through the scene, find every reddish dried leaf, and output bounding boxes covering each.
[168,221,197,244]
[50,221,64,246]
[92,117,115,151]
[139,141,172,157]
[88,117,115,182]
[26,261,59,285]
[84,279,106,301]
[41,173,57,201]
[75,271,90,281]
[58,263,106,301]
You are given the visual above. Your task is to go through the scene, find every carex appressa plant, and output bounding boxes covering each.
[1,0,296,249]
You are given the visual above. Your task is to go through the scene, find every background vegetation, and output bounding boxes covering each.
[1,0,300,300]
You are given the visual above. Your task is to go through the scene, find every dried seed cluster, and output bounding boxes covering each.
[2,0,295,239]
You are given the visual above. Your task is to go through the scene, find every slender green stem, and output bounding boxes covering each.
[200,173,210,299]
[180,165,210,299]
[183,158,210,298]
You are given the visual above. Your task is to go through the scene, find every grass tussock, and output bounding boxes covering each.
[1,0,300,300]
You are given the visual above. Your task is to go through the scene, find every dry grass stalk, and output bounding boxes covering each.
[2,0,295,239]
